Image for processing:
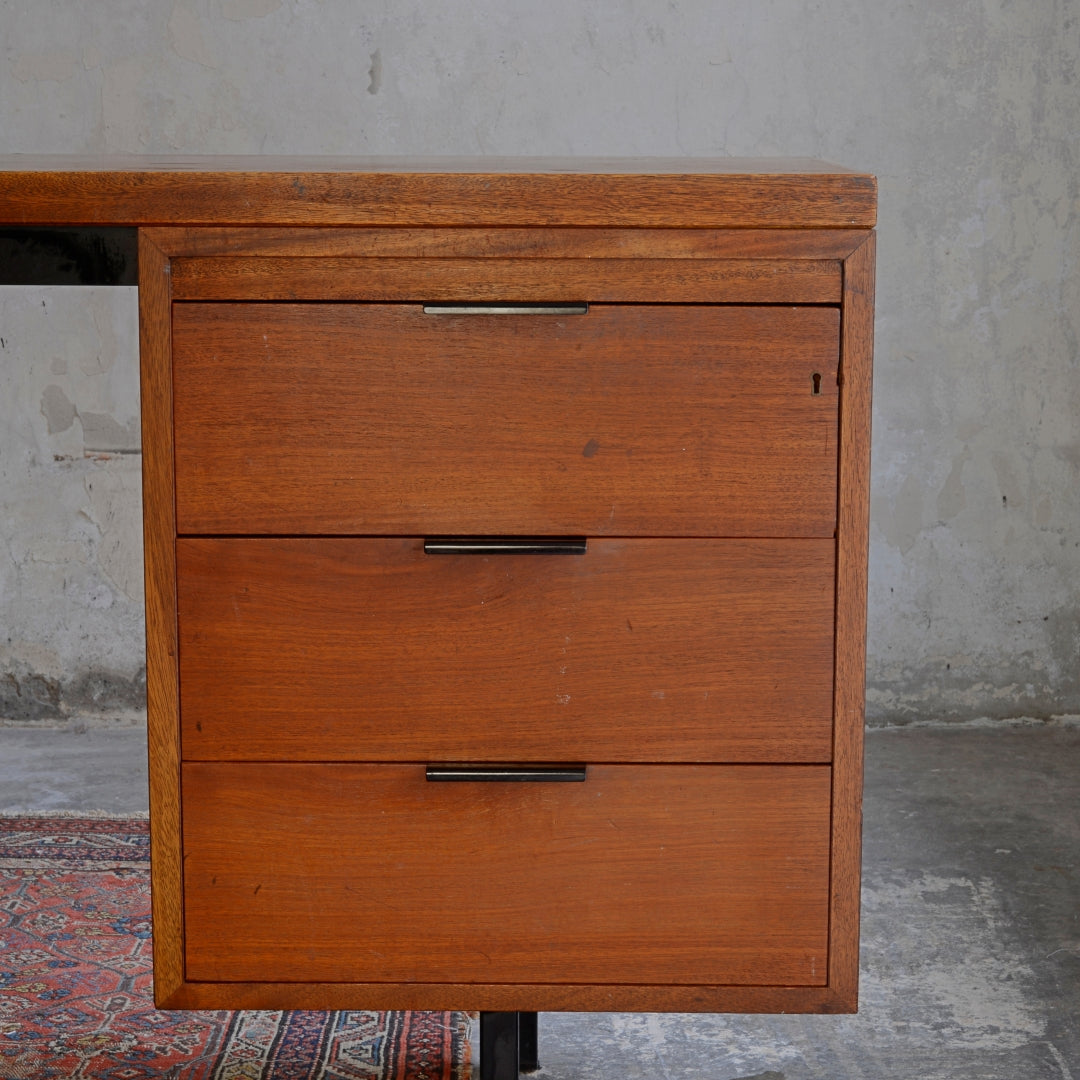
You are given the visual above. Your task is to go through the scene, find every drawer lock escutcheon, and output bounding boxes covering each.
[426,765,588,783]
[424,537,587,556]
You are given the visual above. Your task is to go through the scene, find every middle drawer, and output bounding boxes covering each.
[177,537,835,763]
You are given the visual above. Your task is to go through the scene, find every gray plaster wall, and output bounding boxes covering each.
[1,1,1077,726]
[0,288,144,722]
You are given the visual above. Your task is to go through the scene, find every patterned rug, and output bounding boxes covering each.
[0,814,470,1079]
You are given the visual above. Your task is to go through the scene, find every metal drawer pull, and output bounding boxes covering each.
[422,303,588,316]
[424,537,587,556]
[426,765,587,783]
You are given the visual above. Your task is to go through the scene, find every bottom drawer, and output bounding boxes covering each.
[182,763,831,988]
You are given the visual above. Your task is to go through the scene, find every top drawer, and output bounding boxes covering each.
[172,303,839,537]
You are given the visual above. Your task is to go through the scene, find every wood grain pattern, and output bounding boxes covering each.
[0,157,877,228]
[177,538,836,763]
[136,232,184,1007]
[172,303,841,537]
[110,165,876,1018]
[828,232,876,1009]
[169,255,840,303]
[157,979,857,1014]
[181,763,832,988]
[145,225,872,261]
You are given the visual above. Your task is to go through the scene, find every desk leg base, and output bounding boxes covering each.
[519,1010,539,1073]
[479,1012,539,1079]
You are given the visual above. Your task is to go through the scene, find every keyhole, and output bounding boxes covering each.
[811,372,822,395]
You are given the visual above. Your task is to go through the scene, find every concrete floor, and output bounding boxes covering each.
[1,722,1077,1078]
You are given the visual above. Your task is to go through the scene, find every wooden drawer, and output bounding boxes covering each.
[181,762,832,987]
[177,536,836,763]
[172,303,840,537]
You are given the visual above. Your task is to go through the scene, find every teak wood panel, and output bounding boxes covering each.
[169,256,841,304]
[155,980,854,1014]
[144,225,871,261]
[177,537,836,763]
[171,303,841,537]
[137,233,184,1005]
[181,763,832,988]
[0,157,877,228]
[827,232,876,1008]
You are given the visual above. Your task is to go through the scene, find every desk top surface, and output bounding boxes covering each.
[0,155,876,229]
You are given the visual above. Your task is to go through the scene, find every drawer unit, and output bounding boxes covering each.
[130,161,875,1023]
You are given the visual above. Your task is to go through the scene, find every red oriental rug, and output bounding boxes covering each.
[0,814,470,1079]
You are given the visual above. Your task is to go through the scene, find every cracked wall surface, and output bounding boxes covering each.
[0,0,1077,724]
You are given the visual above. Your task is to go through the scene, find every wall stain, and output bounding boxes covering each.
[40,385,76,435]
[0,668,146,722]
[12,52,78,83]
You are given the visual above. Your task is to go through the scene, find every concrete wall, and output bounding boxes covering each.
[1,0,1077,725]
[0,289,144,722]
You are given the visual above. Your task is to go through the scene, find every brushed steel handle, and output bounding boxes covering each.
[424,537,587,556]
[422,303,588,315]
[426,765,588,783]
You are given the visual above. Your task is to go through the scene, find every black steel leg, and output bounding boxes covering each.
[480,1012,520,1080]
[519,1011,539,1073]
[479,1012,540,1079]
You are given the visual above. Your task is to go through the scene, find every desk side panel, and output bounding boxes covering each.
[829,231,876,1009]
[139,232,185,1006]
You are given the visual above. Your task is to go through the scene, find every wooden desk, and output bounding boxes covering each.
[1,157,875,1079]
